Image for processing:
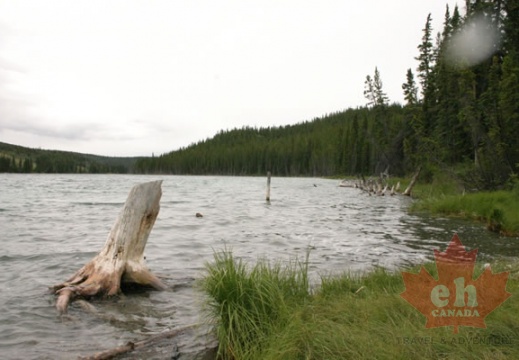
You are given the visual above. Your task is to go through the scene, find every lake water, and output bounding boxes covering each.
[1,174,516,359]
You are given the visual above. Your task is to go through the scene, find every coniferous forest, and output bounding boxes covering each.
[3,1,519,192]
[134,1,519,191]
[0,142,138,174]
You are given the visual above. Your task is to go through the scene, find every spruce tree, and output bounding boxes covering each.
[416,14,435,99]
[499,52,519,173]
[402,69,418,105]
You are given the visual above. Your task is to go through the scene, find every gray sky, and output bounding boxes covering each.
[0,0,459,157]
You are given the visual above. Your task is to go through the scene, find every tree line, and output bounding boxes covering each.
[0,142,137,174]
[134,106,407,177]
[136,0,519,190]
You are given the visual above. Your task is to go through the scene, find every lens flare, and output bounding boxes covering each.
[445,14,500,68]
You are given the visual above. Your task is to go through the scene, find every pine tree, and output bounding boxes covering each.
[416,14,435,99]
[364,67,388,108]
[503,0,519,53]
[373,67,389,106]
[402,69,418,105]
[401,67,424,170]
[363,75,376,107]
[499,52,519,172]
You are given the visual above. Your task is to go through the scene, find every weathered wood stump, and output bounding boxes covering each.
[52,180,167,314]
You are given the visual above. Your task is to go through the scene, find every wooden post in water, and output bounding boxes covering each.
[266,171,271,202]
[51,180,167,314]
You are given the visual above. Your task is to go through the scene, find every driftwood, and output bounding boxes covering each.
[403,166,421,196]
[77,324,209,360]
[339,167,420,197]
[51,180,167,314]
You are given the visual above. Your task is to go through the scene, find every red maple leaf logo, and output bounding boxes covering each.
[400,234,511,333]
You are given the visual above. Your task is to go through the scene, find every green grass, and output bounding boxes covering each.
[411,183,519,236]
[200,252,519,360]
[384,167,464,200]
[199,250,311,359]
[387,167,519,237]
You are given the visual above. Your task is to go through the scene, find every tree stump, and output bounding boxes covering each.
[52,180,167,314]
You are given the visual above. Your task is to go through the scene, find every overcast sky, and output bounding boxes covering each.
[0,0,460,157]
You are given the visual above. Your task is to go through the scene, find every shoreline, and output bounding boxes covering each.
[200,250,519,359]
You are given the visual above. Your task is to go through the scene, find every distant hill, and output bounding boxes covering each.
[0,142,141,173]
[134,105,408,177]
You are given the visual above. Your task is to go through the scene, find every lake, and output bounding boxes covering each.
[0,174,515,359]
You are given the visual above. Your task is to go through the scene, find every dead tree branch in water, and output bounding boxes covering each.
[339,167,420,197]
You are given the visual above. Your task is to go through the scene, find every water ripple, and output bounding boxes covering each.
[0,174,512,359]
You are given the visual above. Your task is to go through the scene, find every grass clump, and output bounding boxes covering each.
[199,250,310,359]
[200,251,519,359]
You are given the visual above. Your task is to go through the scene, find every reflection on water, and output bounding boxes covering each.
[0,174,517,359]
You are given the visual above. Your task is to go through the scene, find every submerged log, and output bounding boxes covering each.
[52,180,167,314]
[77,324,208,360]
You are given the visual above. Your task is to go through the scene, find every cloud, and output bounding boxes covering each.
[0,0,461,156]
[0,114,100,141]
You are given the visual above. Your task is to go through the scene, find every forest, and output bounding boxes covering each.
[134,0,519,191]
[0,142,138,174]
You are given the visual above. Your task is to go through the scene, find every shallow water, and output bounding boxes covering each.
[0,174,516,359]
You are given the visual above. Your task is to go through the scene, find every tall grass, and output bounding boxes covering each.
[402,168,519,236]
[413,189,519,236]
[200,251,519,359]
[199,250,311,359]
